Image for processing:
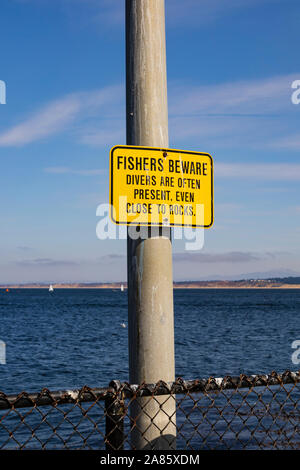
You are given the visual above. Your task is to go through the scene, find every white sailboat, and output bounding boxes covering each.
[121,284,124,292]
[49,284,54,292]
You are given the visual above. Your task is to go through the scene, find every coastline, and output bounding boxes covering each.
[2,283,300,289]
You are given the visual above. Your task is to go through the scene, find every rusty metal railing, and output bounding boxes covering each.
[0,370,299,449]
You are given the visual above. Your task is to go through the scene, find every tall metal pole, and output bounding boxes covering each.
[126,0,176,450]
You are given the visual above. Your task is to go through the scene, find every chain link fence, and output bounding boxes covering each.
[0,370,299,450]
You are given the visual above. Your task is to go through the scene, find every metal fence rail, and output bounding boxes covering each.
[0,370,299,450]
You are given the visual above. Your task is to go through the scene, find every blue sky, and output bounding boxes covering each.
[0,0,300,283]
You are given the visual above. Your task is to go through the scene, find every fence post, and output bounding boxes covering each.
[105,381,125,450]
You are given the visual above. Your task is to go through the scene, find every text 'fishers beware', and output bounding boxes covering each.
[109,145,214,228]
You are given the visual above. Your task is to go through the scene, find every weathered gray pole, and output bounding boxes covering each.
[126,0,176,450]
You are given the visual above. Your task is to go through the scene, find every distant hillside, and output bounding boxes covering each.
[1,276,300,289]
[174,277,300,288]
[271,277,300,285]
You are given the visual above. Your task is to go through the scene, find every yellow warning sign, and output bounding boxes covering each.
[109,145,214,228]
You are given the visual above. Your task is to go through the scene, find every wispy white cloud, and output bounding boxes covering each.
[79,124,125,147]
[216,163,300,180]
[0,85,123,147]
[174,251,261,264]
[166,0,282,26]
[14,0,124,28]
[168,73,299,148]
[16,258,79,267]
[44,167,106,176]
[86,0,281,28]
[271,134,300,150]
[13,0,283,29]
[170,74,297,116]
[17,245,32,252]
[0,95,80,146]
[0,73,297,150]
[89,250,289,269]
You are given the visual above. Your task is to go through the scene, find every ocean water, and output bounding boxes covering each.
[0,288,299,394]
